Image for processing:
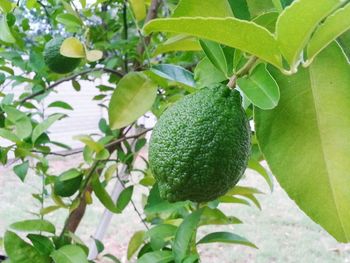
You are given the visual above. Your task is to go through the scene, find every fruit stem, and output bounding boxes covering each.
[227,56,258,89]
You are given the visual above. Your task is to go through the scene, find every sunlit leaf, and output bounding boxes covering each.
[255,42,350,242]
[60,37,85,58]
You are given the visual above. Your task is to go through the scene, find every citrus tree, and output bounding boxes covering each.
[1,0,350,262]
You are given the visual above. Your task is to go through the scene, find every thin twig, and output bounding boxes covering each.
[20,67,123,104]
[31,128,152,157]
[227,56,258,89]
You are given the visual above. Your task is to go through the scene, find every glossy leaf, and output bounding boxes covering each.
[306,3,350,65]
[146,224,177,250]
[276,0,339,70]
[4,231,50,263]
[138,251,174,263]
[0,15,15,43]
[129,0,146,21]
[60,37,85,58]
[199,40,228,76]
[172,0,233,17]
[144,17,282,68]
[74,135,104,153]
[246,0,275,17]
[173,209,202,263]
[10,219,55,234]
[151,64,195,88]
[108,72,157,130]
[32,114,64,143]
[197,231,257,248]
[237,63,280,109]
[127,230,145,259]
[50,245,88,263]
[255,42,350,242]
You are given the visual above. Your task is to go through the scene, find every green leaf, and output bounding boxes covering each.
[10,219,56,234]
[56,13,82,28]
[0,128,20,143]
[116,186,133,212]
[0,0,13,12]
[228,0,250,20]
[153,35,201,56]
[306,3,350,65]
[129,0,146,21]
[194,58,227,88]
[173,209,202,263]
[103,254,121,263]
[27,234,55,255]
[137,251,174,263]
[48,101,73,110]
[246,0,275,17]
[199,207,242,226]
[276,0,339,70]
[73,135,104,153]
[4,231,50,263]
[197,231,257,248]
[172,0,234,17]
[13,160,29,182]
[60,37,85,58]
[127,230,145,259]
[32,114,64,143]
[252,11,279,33]
[0,15,15,43]
[146,224,177,250]
[199,40,228,76]
[144,17,282,68]
[91,174,121,213]
[150,64,195,88]
[108,72,157,130]
[3,105,32,139]
[255,42,350,242]
[50,245,88,263]
[218,195,251,205]
[248,160,274,191]
[237,63,280,109]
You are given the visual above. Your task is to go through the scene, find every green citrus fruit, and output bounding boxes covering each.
[149,85,251,203]
[43,37,81,74]
[54,169,83,197]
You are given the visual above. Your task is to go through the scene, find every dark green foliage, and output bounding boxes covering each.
[43,37,81,74]
[149,85,251,203]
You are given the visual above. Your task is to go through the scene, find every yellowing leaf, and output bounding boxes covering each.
[144,17,283,68]
[86,49,103,62]
[129,0,146,21]
[108,72,157,129]
[60,37,85,58]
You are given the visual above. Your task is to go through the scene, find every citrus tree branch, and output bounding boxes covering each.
[20,67,123,105]
[227,56,258,89]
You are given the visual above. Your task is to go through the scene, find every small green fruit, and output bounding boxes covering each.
[149,85,251,203]
[43,37,81,74]
[54,169,82,197]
